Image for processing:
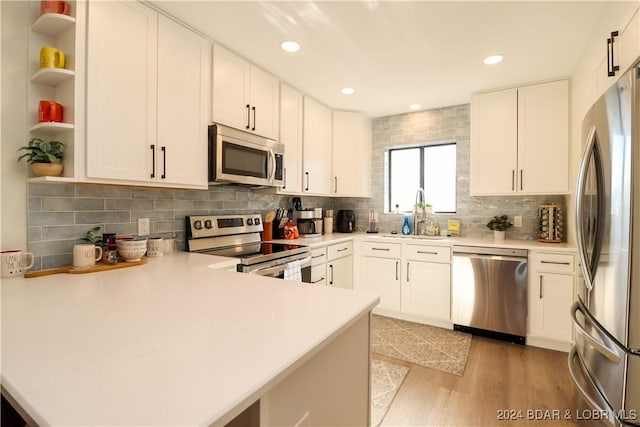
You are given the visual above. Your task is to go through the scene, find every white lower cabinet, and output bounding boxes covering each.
[527,250,576,352]
[402,260,451,323]
[327,241,353,289]
[310,247,327,286]
[308,242,353,289]
[358,239,451,328]
[361,256,400,311]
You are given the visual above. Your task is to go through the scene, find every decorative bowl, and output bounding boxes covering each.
[117,239,147,261]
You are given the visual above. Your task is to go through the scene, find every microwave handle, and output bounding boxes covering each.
[268,149,276,182]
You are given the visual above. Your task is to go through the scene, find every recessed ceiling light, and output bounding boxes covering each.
[483,55,504,65]
[341,87,355,95]
[280,40,300,53]
[409,104,422,110]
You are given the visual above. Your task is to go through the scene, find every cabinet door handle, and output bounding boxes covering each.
[246,104,251,129]
[150,144,156,178]
[607,31,620,77]
[329,264,334,285]
[372,248,390,251]
[541,260,571,266]
[305,172,310,191]
[417,250,438,255]
[251,106,256,131]
[337,247,348,252]
[539,275,543,299]
[311,253,325,259]
[161,146,166,179]
[334,176,338,193]
[407,262,410,282]
[520,169,523,190]
[395,261,399,281]
[512,170,515,191]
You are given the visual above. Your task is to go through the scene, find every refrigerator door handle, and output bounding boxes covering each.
[571,301,622,364]
[575,125,597,291]
[567,347,616,427]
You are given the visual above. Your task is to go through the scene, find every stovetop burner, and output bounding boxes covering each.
[197,241,307,265]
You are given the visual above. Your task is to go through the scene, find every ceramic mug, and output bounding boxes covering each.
[40,46,65,69]
[40,0,70,15]
[39,100,64,123]
[1,250,35,278]
[147,237,163,257]
[73,244,102,269]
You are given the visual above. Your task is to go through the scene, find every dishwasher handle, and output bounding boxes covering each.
[453,252,527,263]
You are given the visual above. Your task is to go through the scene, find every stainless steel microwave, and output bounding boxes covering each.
[208,124,284,187]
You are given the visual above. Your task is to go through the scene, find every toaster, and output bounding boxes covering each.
[336,210,356,233]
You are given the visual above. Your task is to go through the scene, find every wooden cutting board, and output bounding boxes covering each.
[24,258,148,278]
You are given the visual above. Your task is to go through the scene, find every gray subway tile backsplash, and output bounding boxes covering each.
[26,103,568,270]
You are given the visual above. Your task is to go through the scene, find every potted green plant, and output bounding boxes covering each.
[17,138,64,177]
[486,215,513,240]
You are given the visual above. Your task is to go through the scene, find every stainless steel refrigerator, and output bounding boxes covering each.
[571,66,640,426]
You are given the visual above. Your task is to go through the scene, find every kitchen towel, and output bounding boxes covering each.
[284,260,301,282]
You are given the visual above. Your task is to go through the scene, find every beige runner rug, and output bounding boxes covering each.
[370,359,409,427]
[371,315,472,376]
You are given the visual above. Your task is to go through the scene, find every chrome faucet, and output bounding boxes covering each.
[414,188,427,235]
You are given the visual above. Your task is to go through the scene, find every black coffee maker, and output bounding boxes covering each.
[336,210,356,233]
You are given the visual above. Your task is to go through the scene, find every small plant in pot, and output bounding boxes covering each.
[17,138,64,177]
[487,215,513,240]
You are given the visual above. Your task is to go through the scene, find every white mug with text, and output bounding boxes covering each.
[73,244,102,269]
[1,250,35,278]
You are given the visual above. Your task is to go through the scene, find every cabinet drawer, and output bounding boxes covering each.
[404,244,450,263]
[361,241,401,259]
[310,247,327,266]
[310,264,327,285]
[534,252,574,273]
[327,241,353,261]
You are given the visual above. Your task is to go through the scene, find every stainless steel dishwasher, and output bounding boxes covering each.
[452,245,528,344]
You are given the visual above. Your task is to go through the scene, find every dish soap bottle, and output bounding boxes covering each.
[401,215,412,235]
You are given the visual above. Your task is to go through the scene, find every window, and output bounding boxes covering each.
[385,142,457,213]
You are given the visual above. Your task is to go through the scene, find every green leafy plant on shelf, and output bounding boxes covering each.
[18,138,64,163]
[80,226,103,245]
[486,215,513,231]
[17,138,65,177]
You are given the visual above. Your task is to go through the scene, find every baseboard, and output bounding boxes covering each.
[526,335,572,353]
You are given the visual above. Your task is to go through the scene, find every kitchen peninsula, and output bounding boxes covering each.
[1,253,378,426]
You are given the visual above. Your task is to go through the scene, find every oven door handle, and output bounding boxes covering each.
[248,256,312,277]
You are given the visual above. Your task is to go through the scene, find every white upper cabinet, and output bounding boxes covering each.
[302,96,332,195]
[278,83,303,194]
[86,2,210,189]
[87,1,157,183]
[470,79,569,196]
[517,80,569,194]
[332,111,372,197]
[157,15,210,187]
[470,88,518,195]
[212,44,279,140]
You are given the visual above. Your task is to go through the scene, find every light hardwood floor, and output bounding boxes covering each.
[375,336,600,426]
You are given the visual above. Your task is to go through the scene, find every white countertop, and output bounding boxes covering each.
[1,252,379,426]
[272,232,577,253]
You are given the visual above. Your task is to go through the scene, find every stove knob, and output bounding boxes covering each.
[204,220,213,229]
[194,220,203,230]
[247,218,254,225]
[254,217,261,225]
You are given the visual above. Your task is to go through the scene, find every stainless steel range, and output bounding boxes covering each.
[186,214,311,281]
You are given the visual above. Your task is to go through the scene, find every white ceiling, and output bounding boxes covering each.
[152,1,608,118]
